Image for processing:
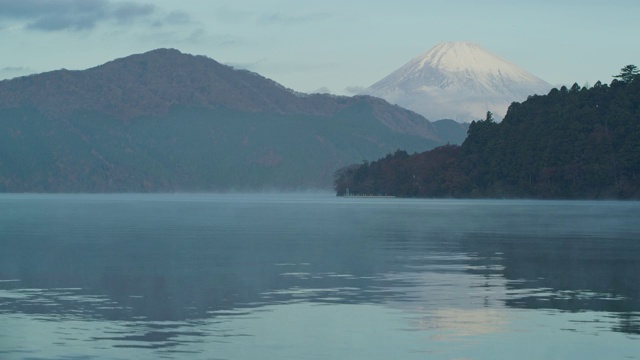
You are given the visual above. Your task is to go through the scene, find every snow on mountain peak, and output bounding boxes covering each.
[361,42,552,122]
[416,42,493,70]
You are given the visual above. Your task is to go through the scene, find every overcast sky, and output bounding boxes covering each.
[1,0,638,95]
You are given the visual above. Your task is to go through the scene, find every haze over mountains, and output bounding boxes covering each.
[0,49,467,192]
[361,42,553,122]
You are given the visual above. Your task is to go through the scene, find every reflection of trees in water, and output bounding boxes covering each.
[0,234,401,323]
[3,208,639,338]
[614,312,640,335]
[461,232,640,335]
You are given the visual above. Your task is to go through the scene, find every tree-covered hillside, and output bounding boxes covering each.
[0,49,468,192]
[0,103,445,192]
[334,67,640,199]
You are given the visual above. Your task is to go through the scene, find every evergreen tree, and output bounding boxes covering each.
[485,111,495,122]
[613,65,639,83]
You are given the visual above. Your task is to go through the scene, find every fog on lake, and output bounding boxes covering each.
[1,194,639,359]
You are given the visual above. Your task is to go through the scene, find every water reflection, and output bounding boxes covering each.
[460,232,640,335]
[1,195,639,359]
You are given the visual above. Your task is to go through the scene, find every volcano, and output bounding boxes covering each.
[361,42,552,122]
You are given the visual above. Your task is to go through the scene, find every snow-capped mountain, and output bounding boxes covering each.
[360,42,552,122]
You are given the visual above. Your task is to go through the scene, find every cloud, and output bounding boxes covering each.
[345,85,365,95]
[1,65,30,72]
[0,65,33,80]
[0,0,167,32]
[152,10,191,27]
[312,86,332,94]
[225,58,267,71]
[111,2,155,24]
[137,28,240,48]
[257,12,332,26]
[27,13,101,31]
[213,8,331,27]
[213,7,254,24]
[0,0,61,18]
[163,10,191,25]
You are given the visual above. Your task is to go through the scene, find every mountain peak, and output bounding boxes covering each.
[361,42,552,122]
[0,48,300,119]
[415,42,513,74]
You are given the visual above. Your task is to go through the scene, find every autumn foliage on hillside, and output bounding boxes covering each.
[334,66,640,199]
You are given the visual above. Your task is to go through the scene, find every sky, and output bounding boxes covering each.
[1,0,638,95]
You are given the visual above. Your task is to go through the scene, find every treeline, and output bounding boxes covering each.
[334,66,640,199]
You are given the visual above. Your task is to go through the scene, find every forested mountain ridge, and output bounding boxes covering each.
[0,49,468,192]
[335,67,640,199]
[0,48,353,120]
[0,48,462,141]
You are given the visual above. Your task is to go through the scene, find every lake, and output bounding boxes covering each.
[0,193,639,359]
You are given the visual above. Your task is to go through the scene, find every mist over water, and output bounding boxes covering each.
[0,194,639,359]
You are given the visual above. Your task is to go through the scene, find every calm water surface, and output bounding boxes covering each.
[0,194,639,359]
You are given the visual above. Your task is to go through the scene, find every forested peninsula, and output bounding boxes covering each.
[334,66,640,199]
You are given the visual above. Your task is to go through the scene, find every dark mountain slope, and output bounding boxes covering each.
[1,104,441,192]
[0,49,465,191]
[0,49,338,119]
[0,49,455,141]
[334,75,640,199]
